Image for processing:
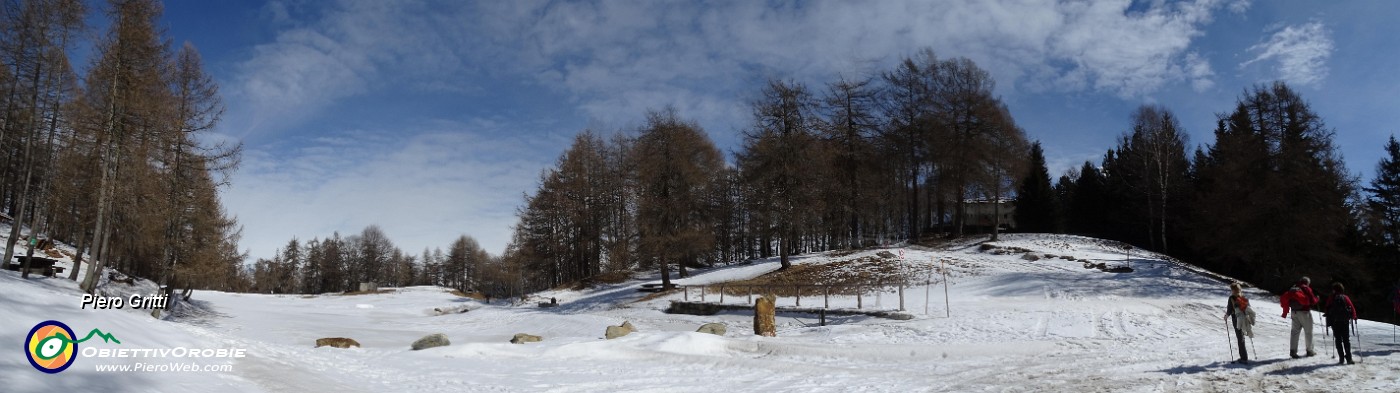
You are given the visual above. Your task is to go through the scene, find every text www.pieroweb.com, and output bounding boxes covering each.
[94,362,234,373]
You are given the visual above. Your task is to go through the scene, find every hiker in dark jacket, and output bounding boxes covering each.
[1222,282,1253,364]
[1281,276,1319,358]
[1324,282,1358,365]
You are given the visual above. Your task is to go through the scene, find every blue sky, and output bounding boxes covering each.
[145,0,1400,260]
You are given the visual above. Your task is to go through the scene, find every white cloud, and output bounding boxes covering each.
[1228,0,1253,14]
[223,0,1252,258]
[223,120,569,259]
[231,0,476,135]
[1241,21,1333,87]
[1185,52,1215,92]
[232,0,1244,135]
[472,0,1238,116]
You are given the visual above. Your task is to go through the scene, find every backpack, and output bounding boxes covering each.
[1326,294,1353,326]
[1231,295,1256,336]
[1233,295,1250,313]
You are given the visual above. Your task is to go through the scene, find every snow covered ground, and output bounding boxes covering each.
[3,233,1399,392]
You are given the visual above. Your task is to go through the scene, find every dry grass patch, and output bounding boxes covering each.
[635,288,683,303]
[702,256,920,297]
[340,289,396,296]
[450,289,487,300]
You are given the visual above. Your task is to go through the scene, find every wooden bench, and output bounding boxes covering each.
[637,283,669,293]
[8,256,62,277]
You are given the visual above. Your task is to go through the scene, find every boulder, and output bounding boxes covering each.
[432,305,470,315]
[754,294,777,337]
[696,323,727,336]
[1020,253,1040,261]
[411,333,450,350]
[876,250,898,259]
[605,321,637,340]
[510,333,542,344]
[315,337,361,349]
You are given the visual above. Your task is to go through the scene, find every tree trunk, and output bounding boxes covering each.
[67,230,86,281]
[659,257,672,290]
[991,197,1001,242]
[779,231,792,270]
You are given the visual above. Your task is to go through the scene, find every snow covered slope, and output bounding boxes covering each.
[4,233,1399,392]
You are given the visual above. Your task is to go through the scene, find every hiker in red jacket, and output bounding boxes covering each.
[1281,276,1319,358]
[1324,282,1357,365]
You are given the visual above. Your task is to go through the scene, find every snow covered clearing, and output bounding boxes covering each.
[3,233,1399,392]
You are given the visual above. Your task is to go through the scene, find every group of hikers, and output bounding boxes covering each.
[1221,276,1375,365]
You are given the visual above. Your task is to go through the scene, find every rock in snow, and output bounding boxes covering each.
[315,337,361,349]
[411,333,450,350]
[606,321,636,339]
[510,333,542,344]
[696,323,727,336]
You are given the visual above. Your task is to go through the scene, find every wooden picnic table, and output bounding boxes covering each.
[7,256,64,277]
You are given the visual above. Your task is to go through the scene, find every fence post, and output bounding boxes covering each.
[748,286,753,304]
[701,286,706,302]
[857,287,863,309]
[796,285,801,307]
[876,280,882,308]
[720,286,725,304]
[925,267,932,315]
[684,286,689,302]
[824,285,830,309]
[943,259,950,318]
[899,284,905,311]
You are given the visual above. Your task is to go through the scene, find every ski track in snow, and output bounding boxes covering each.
[4,232,1399,392]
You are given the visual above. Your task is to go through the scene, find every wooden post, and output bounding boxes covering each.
[748,286,753,304]
[899,284,905,311]
[876,280,882,308]
[796,285,801,307]
[925,265,932,315]
[684,286,689,302]
[720,286,725,304]
[701,286,706,302]
[943,259,950,318]
[820,309,826,327]
[857,287,863,309]
[824,285,830,309]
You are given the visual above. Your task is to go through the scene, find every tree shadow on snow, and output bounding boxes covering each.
[1263,360,1349,375]
[1159,358,1287,375]
[973,269,1219,300]
[1354,347,1400,358]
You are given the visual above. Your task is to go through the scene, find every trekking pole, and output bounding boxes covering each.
[1225,319,1235,362]
[1320,310,1327,338]
[1247,333,1256,361]
[1353,319,1362,363]
[1354,319,1361,349]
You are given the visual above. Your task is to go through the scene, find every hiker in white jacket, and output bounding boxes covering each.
[1223,282,1255,364]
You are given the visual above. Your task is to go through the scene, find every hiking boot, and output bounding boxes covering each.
[1290,352,1301,359]
[1305,351,1316,357]
[1346,356,1354,365]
